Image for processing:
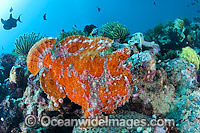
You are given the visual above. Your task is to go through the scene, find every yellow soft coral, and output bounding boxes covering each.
[180,46,200,70]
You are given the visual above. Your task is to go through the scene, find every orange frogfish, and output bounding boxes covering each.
[27,35,133,118]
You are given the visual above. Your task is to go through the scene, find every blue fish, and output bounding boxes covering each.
[1,13,22,30]
[10,7,13,12]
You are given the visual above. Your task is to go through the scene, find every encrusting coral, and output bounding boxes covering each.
[14,32,43,55]
[180,46,200,70]
[100,22,130,43]
[26,35,134,118]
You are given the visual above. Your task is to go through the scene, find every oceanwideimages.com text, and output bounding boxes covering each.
[25,114,175,129]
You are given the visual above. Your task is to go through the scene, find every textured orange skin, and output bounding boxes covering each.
[27,36,133,118]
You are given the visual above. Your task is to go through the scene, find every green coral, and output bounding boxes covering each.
[180,46,200,70]
[100,22,130,43]
[15,32,43,55]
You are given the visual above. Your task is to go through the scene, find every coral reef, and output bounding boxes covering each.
[14,32,43,55]
[6,66,28,99]
[19,73,81,132]
[0,53,16,79]
[100,22,130,43]
[180,46,200,70]
[14,55,27,67]
[144,18,200,61]
[161,58,198,95]
[19,74,54,132]
[132,84,175,115]
[26,36,133,118]
[128,50,175,115]
[166,90,200,132]
[0,84,8,103]
[0,66,6,86]
[0,97,23,132]
[0,19,199,132]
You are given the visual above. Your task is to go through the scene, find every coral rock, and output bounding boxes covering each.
[161,58,198,94]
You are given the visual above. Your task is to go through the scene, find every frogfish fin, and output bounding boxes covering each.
[40,68,66,99]
[27,37,57,75]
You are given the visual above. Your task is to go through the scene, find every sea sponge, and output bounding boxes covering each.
[180,46,200,70]
[100,22,130,43]
[9,66,25,87]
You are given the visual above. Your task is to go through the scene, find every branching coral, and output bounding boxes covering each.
[14,32,43,55]
[26,35,134,118]
[180,46,200,70]
[100,22,130,43]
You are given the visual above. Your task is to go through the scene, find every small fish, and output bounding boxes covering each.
[153,1,156,6]
[195,0,199,3]
[191,2,195,5]
[62,29,65,32]
[1,13,22,30]
[43,13,47,20]
[97,7,100,12]
[10,7,13,12]
[197,10,200,13]
[74,24,77,28]
[90,28,98,36]
[187,4,190,7]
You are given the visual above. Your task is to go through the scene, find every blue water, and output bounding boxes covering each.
[0,0,199,54]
